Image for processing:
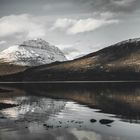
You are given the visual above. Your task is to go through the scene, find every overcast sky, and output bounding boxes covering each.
[0,0,140,59]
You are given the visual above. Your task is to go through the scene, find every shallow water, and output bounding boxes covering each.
[0,83,140,140]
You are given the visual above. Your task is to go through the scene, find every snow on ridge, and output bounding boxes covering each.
[115,38,140,46]
[0,39,67,66]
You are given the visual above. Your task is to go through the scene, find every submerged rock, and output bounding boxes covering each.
[90,119,97,123]
[99,119,114,125]
[0,103,18,110]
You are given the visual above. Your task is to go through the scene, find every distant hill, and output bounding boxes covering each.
[1,38,140,81]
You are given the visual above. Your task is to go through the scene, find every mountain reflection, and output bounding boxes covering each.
[0,83,140,140]
[0,83,140,122]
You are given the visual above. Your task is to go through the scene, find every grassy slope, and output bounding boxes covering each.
[0,62,27,76]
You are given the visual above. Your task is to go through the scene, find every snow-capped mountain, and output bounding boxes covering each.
[3,37,139,81]
[0,39,67,66]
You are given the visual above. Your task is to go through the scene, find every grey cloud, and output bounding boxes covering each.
[52,18,119,34]
[0,0,140,18]
[62,47,79,55]
[56,43,83,59]
[74,0,140,13]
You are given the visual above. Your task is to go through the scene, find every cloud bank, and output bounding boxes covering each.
[0,14,46,38]
[52,18,119,34]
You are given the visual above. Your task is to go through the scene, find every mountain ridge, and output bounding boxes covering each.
[0,37,140,81]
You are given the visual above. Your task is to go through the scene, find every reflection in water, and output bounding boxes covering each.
[0,83,140,140]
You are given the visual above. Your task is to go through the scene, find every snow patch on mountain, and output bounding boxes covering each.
[0,39,67,66]
[115,38,140,46]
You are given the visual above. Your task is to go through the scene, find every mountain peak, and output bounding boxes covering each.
[0,39,67,66]
[20,38,51,50]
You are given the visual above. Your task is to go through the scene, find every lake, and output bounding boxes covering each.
[0,82,140,140]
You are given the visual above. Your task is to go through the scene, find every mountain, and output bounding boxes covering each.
[1,38,140,81]
[0,38,67,76]
[0,38,67,67]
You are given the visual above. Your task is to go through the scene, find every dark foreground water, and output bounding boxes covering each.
[0,83,140,140]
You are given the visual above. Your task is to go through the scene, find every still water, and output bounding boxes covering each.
[0,83,140,140]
